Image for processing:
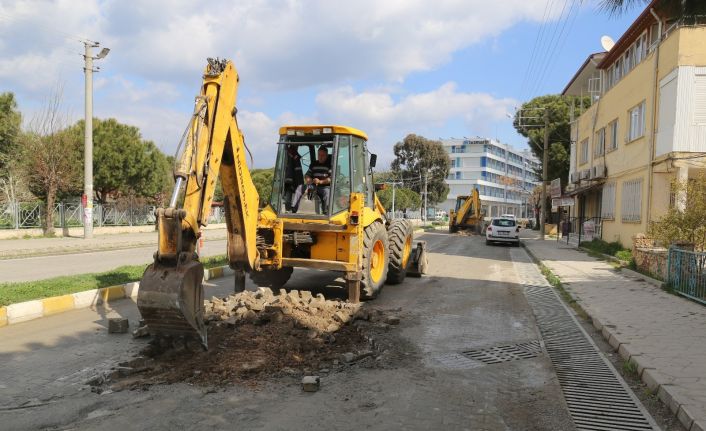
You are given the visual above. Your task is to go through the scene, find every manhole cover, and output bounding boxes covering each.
[461,340,542,364]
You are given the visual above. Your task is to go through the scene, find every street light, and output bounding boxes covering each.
[83,41,110,239]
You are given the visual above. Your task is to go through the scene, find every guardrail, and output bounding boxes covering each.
[0,200,226,230]
[667,247,706,305]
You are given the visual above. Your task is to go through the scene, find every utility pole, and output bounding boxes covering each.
[389,181,402,218]
[540,109,549,240]
[423,172,428,224]
[82,41,110,239]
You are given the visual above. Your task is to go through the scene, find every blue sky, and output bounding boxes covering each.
[0,0,644,168]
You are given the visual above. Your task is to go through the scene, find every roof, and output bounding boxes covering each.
[597,0,660,69]
[562,52,607,96]
[278,125,368,140]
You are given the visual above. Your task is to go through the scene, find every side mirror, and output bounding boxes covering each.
[369,153,377,168]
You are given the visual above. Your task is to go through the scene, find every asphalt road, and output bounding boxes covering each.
[0,232,587,430]
[0,239,228,283]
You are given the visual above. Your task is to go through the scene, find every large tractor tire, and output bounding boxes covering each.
[386,219,414,285]
[360,221,389,300]
[249,267,293,290]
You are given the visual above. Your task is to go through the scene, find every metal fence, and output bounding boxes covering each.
[561,216,602,246]
[0,200,226,230]
[667,247,706,305]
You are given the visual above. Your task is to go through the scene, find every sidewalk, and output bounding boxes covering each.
[522,233,706,431]
[0,224,228,259]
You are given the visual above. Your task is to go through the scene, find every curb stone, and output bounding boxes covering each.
[0,265,231,327]
[524,241,705,431]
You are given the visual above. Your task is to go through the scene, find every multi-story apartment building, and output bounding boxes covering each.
[563,1,706,247]
[442,138,540,218]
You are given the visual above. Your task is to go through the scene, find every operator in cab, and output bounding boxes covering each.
[292,146,332,214]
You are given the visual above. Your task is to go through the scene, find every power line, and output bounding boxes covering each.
[530,0,583,97]
[519,0,555,99]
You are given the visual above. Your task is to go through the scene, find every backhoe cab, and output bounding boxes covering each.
[136,59,425,349]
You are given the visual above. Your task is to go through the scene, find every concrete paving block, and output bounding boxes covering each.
[7,300,43,324]
[0,306,7,327]
[601,326,612,344]
[657,385,681,415]
[677,404,695,431]
[72,289,102,308]
[591,316,603,331]
[617,343,632,361]
[108,317,129,333]
[636,360,654,377]
[608,333,622,350]
[302,375,320,392]
[642,369,663,393]
[691,418,706,431]
[124,282,140,298]
[42,295,75,316]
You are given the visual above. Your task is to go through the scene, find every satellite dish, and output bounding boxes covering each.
[601,35,615,52]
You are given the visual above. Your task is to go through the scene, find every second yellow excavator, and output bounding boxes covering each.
[448,188,484,234]
[136,59,426,348]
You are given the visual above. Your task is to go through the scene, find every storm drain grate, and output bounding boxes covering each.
[461,340,542,364]
[513,251,658,431]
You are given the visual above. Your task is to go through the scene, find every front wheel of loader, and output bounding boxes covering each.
[249,267,293,291]
[360,221,389,300]
[386,219,413,285]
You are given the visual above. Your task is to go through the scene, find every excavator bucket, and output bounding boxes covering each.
[137,260,207,349]
[407,241,428,277]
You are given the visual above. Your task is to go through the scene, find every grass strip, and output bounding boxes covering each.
[0,254,228,307]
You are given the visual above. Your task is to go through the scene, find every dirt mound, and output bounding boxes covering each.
[107,289,398,389]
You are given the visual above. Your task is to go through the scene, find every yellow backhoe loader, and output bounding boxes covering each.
[448,188,484,234]
[137,58,426,348]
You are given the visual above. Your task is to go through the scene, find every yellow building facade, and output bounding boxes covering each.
[563,4,706,247]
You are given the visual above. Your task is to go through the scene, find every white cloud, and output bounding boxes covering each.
[1,0,544,161]
[315,83,517,165]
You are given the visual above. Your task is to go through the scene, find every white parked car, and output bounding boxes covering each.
[486,217,520,246]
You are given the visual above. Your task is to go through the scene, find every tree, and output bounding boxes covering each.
[513,95,589,188]
[251,168,274,206]
[600,0,706,21]
[0,92,25,205]
[66,118,172,203]
[22,88,82,235]
[377,187,422,211]
[648,173,706,250]
[391,134,450,206]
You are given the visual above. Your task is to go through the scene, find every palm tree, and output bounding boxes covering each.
[600,0,706,21]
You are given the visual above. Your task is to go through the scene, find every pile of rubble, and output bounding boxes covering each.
[107,288,405,389]
[204,287,361,333]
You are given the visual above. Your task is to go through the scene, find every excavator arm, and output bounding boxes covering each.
[454,188,480,226]
[137,59,259,348]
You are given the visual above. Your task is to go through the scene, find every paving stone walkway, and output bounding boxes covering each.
[523,233,706,431]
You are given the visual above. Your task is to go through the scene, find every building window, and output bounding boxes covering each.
[480,156,487,167]
[580,139,589,164]
[601,183,616,220]
[628,102,645,141]
[595,128,605,156]
[694,74,706,124]
[455,171,461,180]
[621,179,643,222]
[608,119,618,152]
[456,157,461,168]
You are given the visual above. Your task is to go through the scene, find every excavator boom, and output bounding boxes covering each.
[137,59,260,348]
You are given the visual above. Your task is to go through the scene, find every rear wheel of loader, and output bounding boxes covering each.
[360,221,389,300]
[249,267,294,290]
[386,219,413,285]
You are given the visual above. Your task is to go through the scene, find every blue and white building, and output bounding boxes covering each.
[442,138,540,218]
